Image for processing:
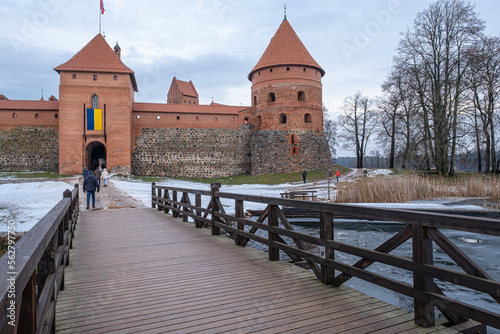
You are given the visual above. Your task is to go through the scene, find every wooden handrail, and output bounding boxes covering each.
[0,184,79,334]
[152,182,499,331]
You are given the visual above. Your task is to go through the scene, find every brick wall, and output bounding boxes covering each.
[0,126,59,171]
[131,124,254,178]
[250,129,331,175]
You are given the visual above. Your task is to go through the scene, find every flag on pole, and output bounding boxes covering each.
[100,0,105,15]
[87,108,102,131]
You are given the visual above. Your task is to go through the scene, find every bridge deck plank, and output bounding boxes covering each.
[56,207,457,333]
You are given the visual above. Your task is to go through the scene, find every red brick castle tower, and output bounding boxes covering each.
[248,17,331,175]
[54,34,138,174]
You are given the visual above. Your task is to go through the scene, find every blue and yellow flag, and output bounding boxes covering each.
[87,108,102,130]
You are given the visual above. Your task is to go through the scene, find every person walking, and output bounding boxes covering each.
[101,168,109,187]
[336,169,340,183]
[302,170,307,183]
[83,171,100,209]
[94,167,102,187]
[328,168,333,180]
[82,166,89,178]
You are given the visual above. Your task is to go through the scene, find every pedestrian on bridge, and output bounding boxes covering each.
[101,168,109,187]
[83,171,100,209]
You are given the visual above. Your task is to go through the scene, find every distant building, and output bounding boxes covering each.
[0,17,330,177]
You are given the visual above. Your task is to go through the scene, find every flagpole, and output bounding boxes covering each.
[99,0,101,34]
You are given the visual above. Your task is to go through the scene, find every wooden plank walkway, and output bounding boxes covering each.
[55,186,459,333]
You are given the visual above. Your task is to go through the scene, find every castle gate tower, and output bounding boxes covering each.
[248,17,331,175]
[54,34,138,175]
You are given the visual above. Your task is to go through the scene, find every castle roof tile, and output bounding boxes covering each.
[174,77,198,98]
[0,99,59,111]
[54,34,138,91]
[133,102,249,114]
[249,19,324,80]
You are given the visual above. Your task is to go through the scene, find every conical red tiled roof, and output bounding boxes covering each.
[54,34,138,91]
[248,19,324,80]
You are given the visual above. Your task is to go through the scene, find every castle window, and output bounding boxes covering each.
[189,101,191,104]
[55,113,58,118]
[35,113,39,118]
[93,74,98,81]
[291,134,297,144]
[293,147,299,155]
[305,113,312,123]
[286,67,290,71]
[258,71,260,76]
[73,74,77,79]
[303,68,306,72]
[114,75,118,80]
[268,92,275,103]
[298,91,305,101]
[270,68,273,73]
[137,115,141,119]
[157,115,160,120]
[244,117,249,123]
[92,95,99,108]
[253,96,257,106]
[231,117,235,122]
[196,116,199,121]
[213,117,218,121]
[256,116,262,126]
[280,113,287,124]
[12,113,17,118]
[194,101,196,104]
[177,116,180,120]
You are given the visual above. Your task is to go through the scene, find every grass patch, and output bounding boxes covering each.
[0,171,73,179]
[336,171,500,203]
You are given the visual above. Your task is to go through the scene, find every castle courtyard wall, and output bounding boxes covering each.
[131,124,254,178]
[0,126,59,172]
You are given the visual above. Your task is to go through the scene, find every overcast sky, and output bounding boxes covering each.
[1,1,499,121]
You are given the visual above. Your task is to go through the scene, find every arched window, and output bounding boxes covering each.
[304,113,312,123]
[280,113,287,124]
[268,92,275,103]
[195,116,200,121]
[92,95,99,108]
[213,117,218,121]
[35,113,39,118]
[298,91,305,101]
[12,113,17,118]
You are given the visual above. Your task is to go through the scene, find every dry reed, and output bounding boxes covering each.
[335,173,500,203]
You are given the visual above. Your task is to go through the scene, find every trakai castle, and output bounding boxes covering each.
[0,17,331,178]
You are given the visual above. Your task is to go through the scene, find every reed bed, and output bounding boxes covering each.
[335,173,500,203]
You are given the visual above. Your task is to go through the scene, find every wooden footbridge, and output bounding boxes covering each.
[1,181,500,333]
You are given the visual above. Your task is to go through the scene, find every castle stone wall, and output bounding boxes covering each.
[250,129,330,175]
[0,126,59,171]
[131,124,254,178]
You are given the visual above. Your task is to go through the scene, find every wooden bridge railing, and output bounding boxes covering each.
[152,182,500,332]
[0,184,79,334]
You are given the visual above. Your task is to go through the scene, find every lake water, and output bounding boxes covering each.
[244,219,500,333]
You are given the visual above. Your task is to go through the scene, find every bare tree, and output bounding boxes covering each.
[337,92,378,168]
[396,0,485,175]
[465,36,500,172]
[322,105,337,159]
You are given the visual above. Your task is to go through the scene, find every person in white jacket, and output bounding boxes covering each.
[101,168,109,187]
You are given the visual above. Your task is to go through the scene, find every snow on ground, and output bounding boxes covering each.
[368,169,393,176]
[0,171,493,233]
[0,181,73,232]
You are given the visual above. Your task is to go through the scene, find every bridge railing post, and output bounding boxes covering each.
[235,199,244,246]
[268,204,280,261]
[210,183,221,235]
[320,211,334,284]
[412,225,435,327]
[151,182,156,209]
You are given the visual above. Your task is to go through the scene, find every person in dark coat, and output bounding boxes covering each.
[302,170,307,183]
[82,166,89,178]
[94,167,102,187]
[83,171,100,209]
